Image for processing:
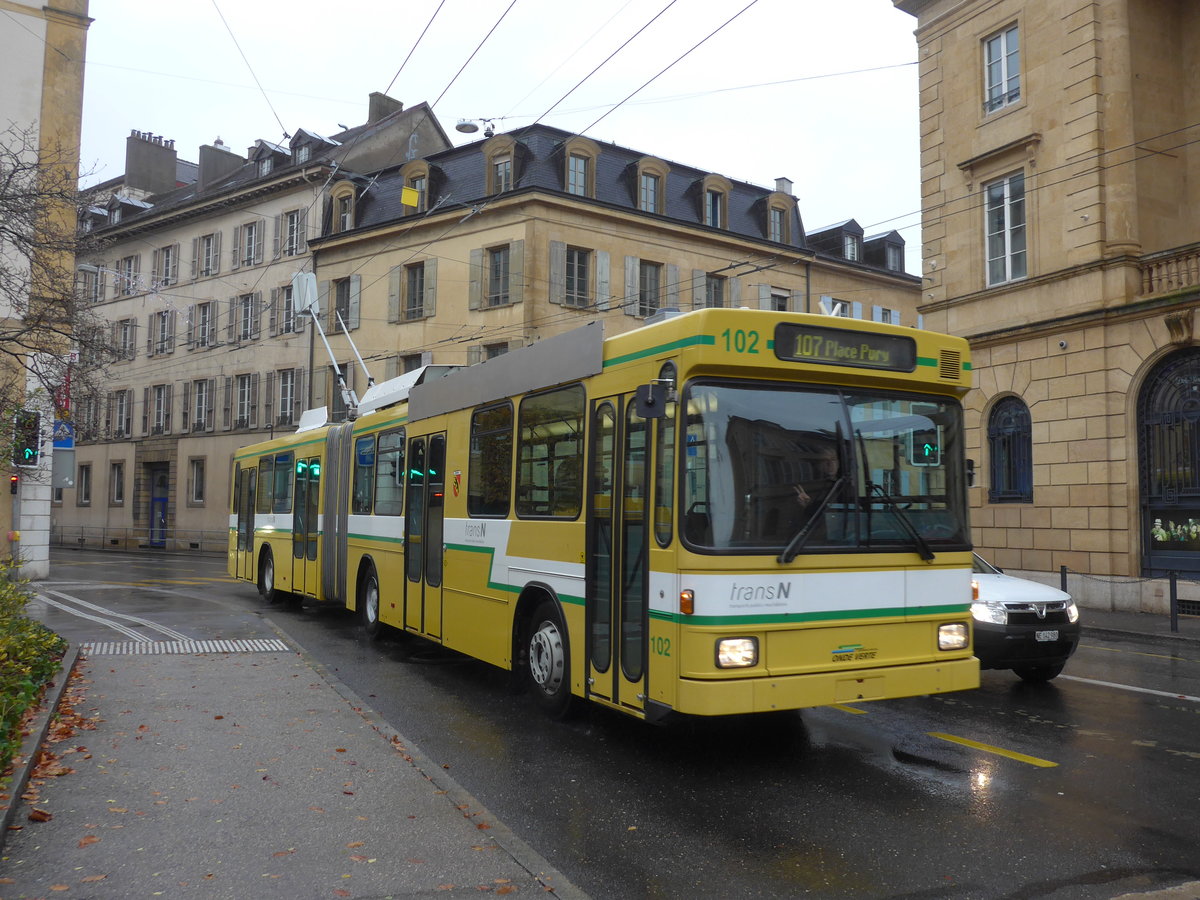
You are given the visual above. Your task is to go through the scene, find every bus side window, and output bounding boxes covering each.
[256,455,274,515]
[374,429,405,516]
[469,403,512,517]
[353,435,376,514]
[273,452,293,513]
[516,384,584,518]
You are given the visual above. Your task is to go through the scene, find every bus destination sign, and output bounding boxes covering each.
[774,323,917,372]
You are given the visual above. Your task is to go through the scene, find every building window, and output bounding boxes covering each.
[487,246,511,306]
[296,144,311,164]
[199,233,219,277]
[769,207,787,243]
[704,189,725,228]
[843,234,861,261]
[770,289,789,312]
[151,384,169,433]
[153,310,174,355]
[705,274,725,308]
[109,461,124,506]
[116,319,136,360]
[401,353,423,373]
[117,255,139,295]
[565,247,590,308]
[280,286,296,333]
[77,464,91,506]
[988,396,1032,503]
[484,342,508,360]
[984,25,1020,114]
[258,157,272,177]
[240,220,261,267]
[80,267,102,304]
[985,171,1027,286]
[492,155,513,193]
[334,278,351,329]
[277,369,296,426]
[192,379,213,431]
[408,175,426,212]
[188,458,206,505]
[886,244,904,272]
[238,293,256,341]
[639,173,660,214]
[406,264,426,320]
[236,374,255,428]
[567,154,589,196]
[283,210,303,256]
[154,244,177,287]
[638,261,662,317]
[192,302,213,348]
[337,193,353,232]
[112,389,132,437]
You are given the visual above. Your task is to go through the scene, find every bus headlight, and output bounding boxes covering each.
[938,623,969,651]
[716,637,758,668]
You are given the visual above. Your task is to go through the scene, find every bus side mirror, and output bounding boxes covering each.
[636,383,666,419]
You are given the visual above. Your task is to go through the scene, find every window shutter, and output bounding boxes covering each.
[249,373,259,427]
[424,258,438,318]
[222,376,232,430]
[387,266,401,323]
[891,307,901,325]
[852,301,863,319]
[421,350,433,366]
[268,287,279,336]
[595,251,610,311]
[190,238,198,280]
[872,305,883,322]
[509,240,524,304]
[728,276,741,307]
[186,305,195,348]
[792,290,804,313]
[348,275,361,330]
[163,384,173,434]
[169,244,179,283]
[666,264,680,309]
[298,208,308,254]
[142,386,149,435]
[265,370,275,423]
[293,368,306,421]
[226,297,236,343]
[467,346,482,365]
[212,231,222,275]
[104,393,113,437]
[181,381,191,431]
[168,310,176,352]
[624,256,639,317]
[757,284,772,310]
[98,263,106,301]
[468,249,483,310]
[230,225,241,270]
[691,269,706,309]
[206,379,216,431]
[311,366,327,411]
[318,280,330,329]
[251,292,262,339]
[272,214,281,260]
[385,356,399,380]
[253,220,264,264]
[549,241,566,305]
[146,315,154,356]
[151,249,160,285]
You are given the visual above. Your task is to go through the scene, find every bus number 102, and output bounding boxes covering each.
[720,328,760,354]
[650,636,671,657]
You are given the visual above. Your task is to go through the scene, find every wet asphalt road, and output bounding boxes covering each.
[29,549,1200,899]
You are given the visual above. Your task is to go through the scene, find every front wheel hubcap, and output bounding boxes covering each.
[529,620,564,694]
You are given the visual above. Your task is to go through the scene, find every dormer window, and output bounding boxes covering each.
[700,174,732,229]
[330,184,356,234]
[843,234,861,261]
[296,144,311,165]
[561,137,599,198]
[484,135,520,195]
[493,155,513,193]
[635,157,670,214]
[400,160,432,214]
[111,207,122,224]
[258,158,272,177]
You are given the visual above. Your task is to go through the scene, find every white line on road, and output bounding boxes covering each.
[1058,674,1200,703]
[37,588,194,642]
[34,593,149,641]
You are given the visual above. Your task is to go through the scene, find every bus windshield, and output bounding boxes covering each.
[681,380,968,555]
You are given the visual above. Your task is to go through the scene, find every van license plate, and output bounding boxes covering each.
[1035,630,1059,642]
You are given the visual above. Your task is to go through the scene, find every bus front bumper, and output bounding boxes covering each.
[672,656,979,716]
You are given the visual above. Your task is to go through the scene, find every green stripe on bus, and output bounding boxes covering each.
[916,356,972,372]
[603,333,715,367]
[663,603,971,627]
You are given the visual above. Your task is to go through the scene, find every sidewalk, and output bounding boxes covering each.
[0,644,586,900]
[1079,605,1200,644]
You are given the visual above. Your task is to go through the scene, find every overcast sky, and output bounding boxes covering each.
[79,0,922,270]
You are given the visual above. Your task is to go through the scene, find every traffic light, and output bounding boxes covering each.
[9,474,17,495]
[909,425,942,467]
[12,411,41,468]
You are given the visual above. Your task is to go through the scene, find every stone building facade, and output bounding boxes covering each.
[896,0,1200,611]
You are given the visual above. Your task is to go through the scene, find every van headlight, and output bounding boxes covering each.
[716,637,758,668]
[938,622,969,651]
[972,602,1008,625]
[1066,600,1079,624]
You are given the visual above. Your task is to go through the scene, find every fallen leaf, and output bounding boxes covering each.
[50,884,70,891]
[28,809,52,822]
[79,834,101,847]
[214,715,224,720]
[334,891,351,898]
[0,877,15,884]
[350,855,368,862]
[81,874,107,883]
[497,888,517,896]
[346,841,364,848]
[335,748,347,753]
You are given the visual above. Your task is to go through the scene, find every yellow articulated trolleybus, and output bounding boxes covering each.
[229,308,979,721]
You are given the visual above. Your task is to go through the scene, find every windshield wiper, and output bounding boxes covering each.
[777,475,845,564]
[869,483,935,561]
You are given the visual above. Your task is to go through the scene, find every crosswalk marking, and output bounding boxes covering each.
[82,639,290,655]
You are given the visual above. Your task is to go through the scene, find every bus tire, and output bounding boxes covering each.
[258,549,279,605]
[360,565,383,640]
[526,599,574,719]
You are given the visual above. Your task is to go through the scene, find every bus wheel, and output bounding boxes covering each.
[361,566,383,640]
[258,549,278,605]
[527,599,573,718]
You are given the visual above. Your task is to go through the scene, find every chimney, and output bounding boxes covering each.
[197,140,246,192]
[775,177,794,195]
[124,130,179,195]
[368,92,403,123]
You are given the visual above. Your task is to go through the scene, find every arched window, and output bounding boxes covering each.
[562,136,599,198]
[988,396,1032,502]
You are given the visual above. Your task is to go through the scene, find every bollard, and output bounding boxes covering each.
[1170,571,1179,633]
[1060,564,1068,594]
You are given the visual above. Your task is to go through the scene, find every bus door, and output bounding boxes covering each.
[586,396,648,712]
[234,463,256,580]
[405,434,446,637]
[292,456,321,598]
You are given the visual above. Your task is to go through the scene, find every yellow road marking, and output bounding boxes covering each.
[1080,642,1194,664]
[830,704,869,715]
[928,732,1058,768]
